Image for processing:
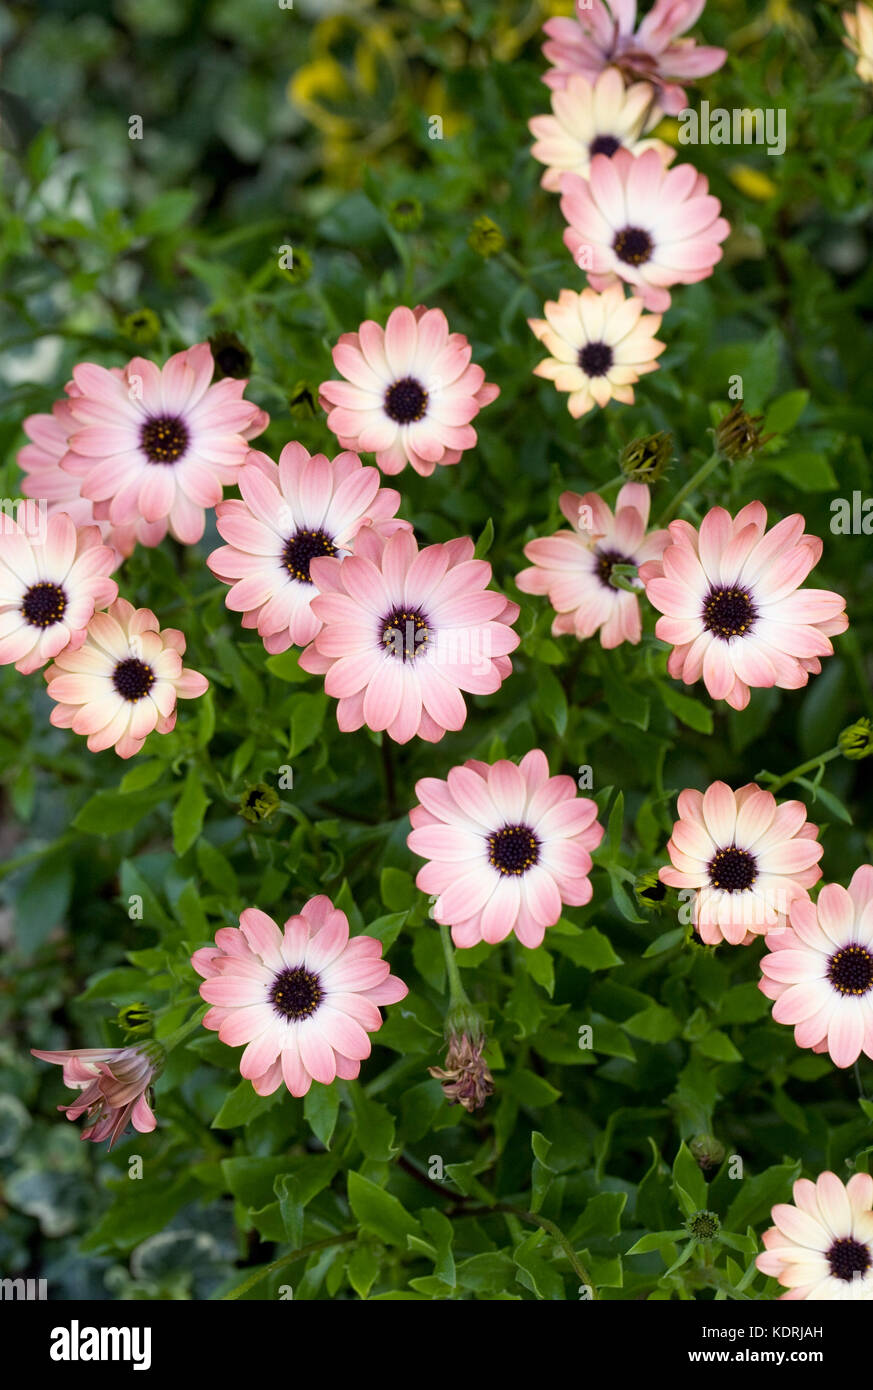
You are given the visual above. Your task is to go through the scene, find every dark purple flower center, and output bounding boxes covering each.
[282,528,337,584]
[487,823,540,877]
[140,415,189,464]
[703,585,757,640]
[827,1237,871,1283]
[270,967,323,1021]
[613,226,654,266]
[112,658,155,702]
[595,547,633,588]
[828,944,873,997]
[708,846,757,892]
[380,606,430,661]
[384,377,428,424]
[578,341,614,377]
[590,134,621,158]
[21,581,67,628]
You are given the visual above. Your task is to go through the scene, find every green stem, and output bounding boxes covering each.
[656,451,721,526]
[764,747,840,794]
[221,1231,357,1300]
[438,922,470,1009]
[159,1004,208,1052]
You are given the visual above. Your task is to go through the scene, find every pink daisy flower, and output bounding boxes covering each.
[207,442,407,652]
[191,896,408,1096]
[560,148,730,312]
[31,1043,161,1148]
[527,285,665,417]
[659,782,823,945]
[516,481,669,647]
[407,749,604,949]
[60,343,269,545]
[319,305,499,477]
[0,512,117,675]
[298,527,520,744]
[756,1171,873,1299]
[44,596,208,758]
[530,70,673,192]
[759,866,873,1069]
[640,503,849,710]
[19,383,163,558]
[542,0,727,117]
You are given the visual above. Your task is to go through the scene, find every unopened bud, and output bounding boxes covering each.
[689,1134,726,1171]
[839,718,873,761]
[468,216,505,258]
[620,431,673,484]
[714,404,774,461]
[239,782,280,823]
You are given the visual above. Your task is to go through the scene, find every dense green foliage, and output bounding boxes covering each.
[1,0,872,1301]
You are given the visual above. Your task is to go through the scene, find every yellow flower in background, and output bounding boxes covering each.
[288,15,402,149]
[729,164,778,200]
[843,2,873,83]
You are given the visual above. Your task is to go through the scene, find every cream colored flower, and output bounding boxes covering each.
[528,284,664,417]
[530,69,673,191]
[843,3,873,83]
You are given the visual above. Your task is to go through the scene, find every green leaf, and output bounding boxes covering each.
[172,768,210,856]
[134,188,198,236]
[671,1141,708,1213]
[604,675,650,729]
[762,389,809,436]
[265,649,312,683]
[304,1084,340,1149]
[657,683,713,734]
[380,867,415,911]
[725,1161,801,1233]
[551,926,622,971]
[643,927,685,958]
[288,693,327,757]
[473,516,494,558]
[348,1088,397,1161]
[348,1242,381,1299]
[530,1130,555,1213]
[347,1172,421,1246]
[623,1004,681,1043]
[72,786,168,835]
[212,1080,280,1129]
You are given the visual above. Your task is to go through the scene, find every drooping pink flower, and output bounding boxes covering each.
[640,503,849,710]
[319,305,499,477]
[44,596,208,758]
[759,866,873,1069]
[560,148,730,311]
[207,442,408,652]
[659,782,823,946]
[191,896,408,1096]
[31,1043,162,1147]
[756,1171,873,1299]
[542,0,727,116]
[527,285,665,417]
[60,343,269,545]
[299,527,520,744]
[516,482,669,647]
[407,749,604,948]
[0,512,117,674]
[19,383,164,558]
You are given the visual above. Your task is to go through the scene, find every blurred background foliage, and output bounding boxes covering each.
[0,0,872,1300]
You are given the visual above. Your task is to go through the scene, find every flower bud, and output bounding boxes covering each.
[388,196,423,232]
[839,718,873,760]
[468,216,505,258]
[685,1209,720,1243]
[116,1002,153,1037]
[689,1134,726,1171]
[620,431,673,484]
[239,782,280,823]
[634,869,669,910]
[714,404,774,461]
[121,308,160,345]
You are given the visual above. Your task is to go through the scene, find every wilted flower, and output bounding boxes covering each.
[468,216,505,257]
[714,403,775,461]
[839,718,873,760]
[620,431,674,483]
[239,782,280,823]
[429,1031,494,1113]
[31,1042,164,1147]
